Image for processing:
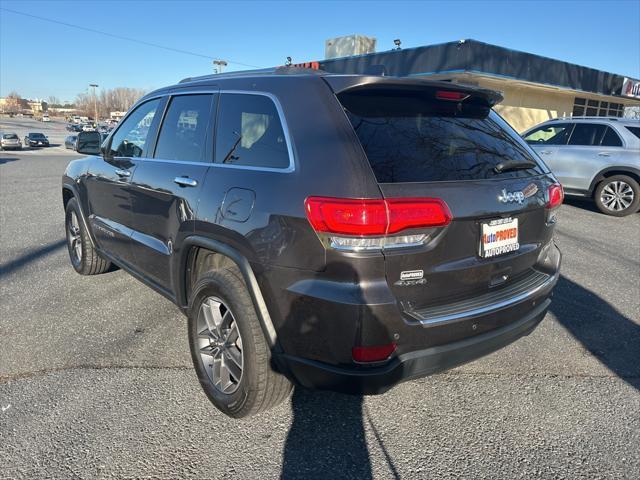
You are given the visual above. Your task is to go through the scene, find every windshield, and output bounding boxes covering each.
[339,89,543,183]
[30,133,46,138]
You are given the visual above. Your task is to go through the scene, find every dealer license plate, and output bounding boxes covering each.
[480,217,519,258]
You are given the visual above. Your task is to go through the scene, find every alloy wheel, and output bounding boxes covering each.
[197,296,244,394]
[67,211,82,264]
[600,180,635,212]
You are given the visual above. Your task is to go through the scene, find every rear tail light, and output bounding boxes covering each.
[304,197,452,251]
[352,342,396,363]
[304,197,388,236]
[386,198,451,233]
[546,183,564,209]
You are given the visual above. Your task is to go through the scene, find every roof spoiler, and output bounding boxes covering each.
[325,76,504,107]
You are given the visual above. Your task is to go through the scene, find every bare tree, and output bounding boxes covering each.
[3,91,23,113]
[624,106,640,119]
[47,96,61,107]
[74,87,146,119]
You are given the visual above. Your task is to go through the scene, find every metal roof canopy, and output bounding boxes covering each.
[318,39,640,101]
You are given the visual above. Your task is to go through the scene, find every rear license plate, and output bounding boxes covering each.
[480,217,519,258]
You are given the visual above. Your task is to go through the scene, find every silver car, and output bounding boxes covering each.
[1,132,22,150]
[523,117,640,216]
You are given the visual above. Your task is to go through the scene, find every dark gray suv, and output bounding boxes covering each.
[62,70,562,418]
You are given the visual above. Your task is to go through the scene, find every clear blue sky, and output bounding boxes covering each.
[1,0,639,102]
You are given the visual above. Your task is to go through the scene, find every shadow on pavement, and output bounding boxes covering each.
[281,388,373,479]
[550,275,640,390]
[562,196,601,214]
[0,239,66,277]
[0,156,20,164]
[278,261,403,479]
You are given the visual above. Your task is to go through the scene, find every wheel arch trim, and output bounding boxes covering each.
[62,182,97,248]
[178,236,278,349]
[588,166,640,195]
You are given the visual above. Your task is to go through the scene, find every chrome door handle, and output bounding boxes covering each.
[598,152,611,157]
[174,176,198,187]
[115,169,131,177]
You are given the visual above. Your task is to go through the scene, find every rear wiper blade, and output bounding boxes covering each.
[494,160,537,173]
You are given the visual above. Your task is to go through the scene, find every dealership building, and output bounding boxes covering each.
[315,38,640,132]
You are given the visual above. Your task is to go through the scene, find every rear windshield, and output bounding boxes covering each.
[339,89,543,183]
[3,134,18,139]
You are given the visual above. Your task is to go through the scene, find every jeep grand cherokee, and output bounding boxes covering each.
[62,69,562,418]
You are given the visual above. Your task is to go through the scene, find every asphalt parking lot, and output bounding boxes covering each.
[0,116,72,154]
[0,118,639,479]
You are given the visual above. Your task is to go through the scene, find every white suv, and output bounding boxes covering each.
[523,118,640,216]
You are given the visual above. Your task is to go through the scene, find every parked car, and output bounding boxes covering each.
[64,135,78,150]
[63,71,562,418]
[523,117,640,216]
[24,132,50,147]
[1,132,22,150]
[81,124,95,132]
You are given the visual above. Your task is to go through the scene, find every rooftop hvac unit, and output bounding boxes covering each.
[325,35,376,59]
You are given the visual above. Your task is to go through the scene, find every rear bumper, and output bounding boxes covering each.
[278,297,551,394]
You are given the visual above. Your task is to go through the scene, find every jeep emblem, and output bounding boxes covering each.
[499,189,525,204]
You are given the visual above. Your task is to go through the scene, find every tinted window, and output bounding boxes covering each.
[215,94,289,169]
[3,134,18,139]
[600,127,623,147]
[154,94,213,162]
[109,99,160,157]
[568,124,606,146]
[340,90,542,183]
[523,123,573,145]
[625,126,640,139]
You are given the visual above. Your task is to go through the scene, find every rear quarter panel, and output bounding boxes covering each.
[193,75,382,272]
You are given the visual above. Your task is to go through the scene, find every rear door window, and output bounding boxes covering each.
[568,123,606,146]
[154,94,215,162]
[214,93,290,169]
[339,89,543,183]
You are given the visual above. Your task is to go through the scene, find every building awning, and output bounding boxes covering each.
[318,39,640,102]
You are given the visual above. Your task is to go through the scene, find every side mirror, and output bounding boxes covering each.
[76,131,102,155]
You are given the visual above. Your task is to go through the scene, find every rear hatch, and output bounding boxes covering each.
[332,80,560,316]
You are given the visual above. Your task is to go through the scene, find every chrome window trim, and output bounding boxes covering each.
[108,89,296,173]
[212,90,295,173]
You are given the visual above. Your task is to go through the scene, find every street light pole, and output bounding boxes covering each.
[89,83,99,123]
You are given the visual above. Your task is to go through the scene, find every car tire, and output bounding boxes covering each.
[65,197,111,275]
[594,175,640,217]
[188,267,292,418]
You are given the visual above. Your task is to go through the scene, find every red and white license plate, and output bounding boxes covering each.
[480,217,519,258]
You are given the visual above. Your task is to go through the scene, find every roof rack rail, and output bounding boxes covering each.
[179,64,326,84]
[550,116,622,121]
